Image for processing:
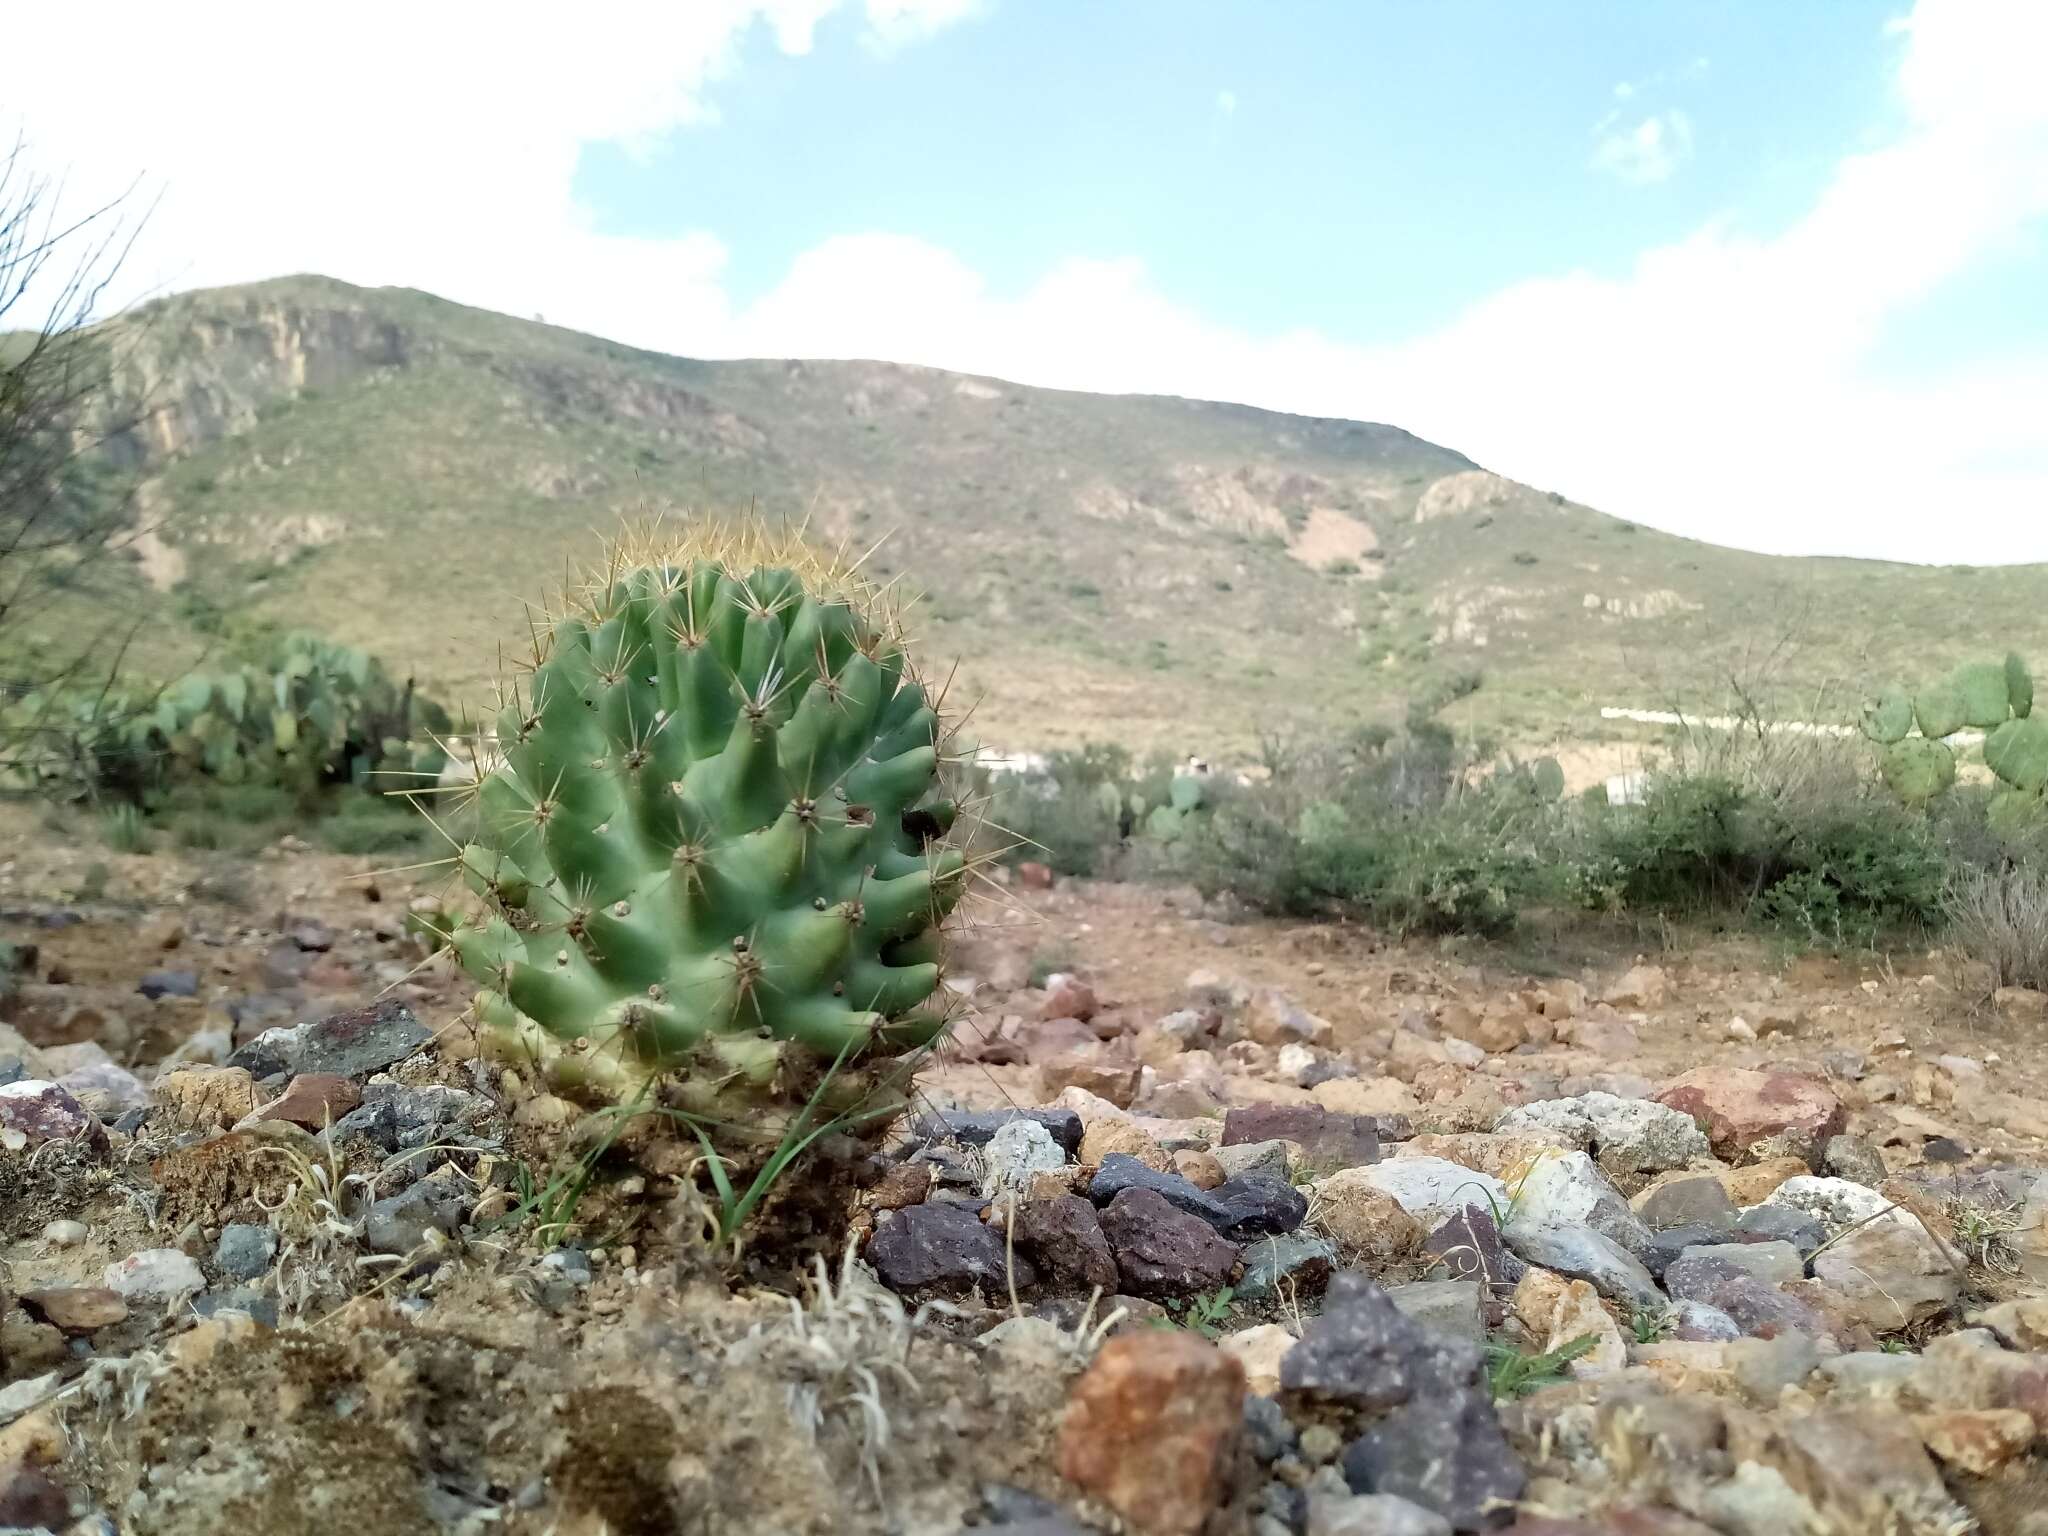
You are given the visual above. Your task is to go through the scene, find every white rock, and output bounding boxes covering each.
[979,1118,1065,1200]
[41,1219,87,1248]
[1346,1157,1507,1225]
[1506,1151,1652,1257]
[1218,1323,1297,1396]
[103,1247,206,1300]
[1495,1092,1710,1176]
[1764,1175,1906,1232]
[1308,1492,1453,1536]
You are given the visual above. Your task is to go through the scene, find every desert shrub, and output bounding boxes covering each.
[1945,862,2048,992]
[1564,761,1947,943]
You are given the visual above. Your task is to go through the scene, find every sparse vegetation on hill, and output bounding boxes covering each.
[14,273,2048,758]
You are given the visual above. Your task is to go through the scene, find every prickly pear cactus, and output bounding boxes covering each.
[1867,654,2045,813]
[444,526,967,1125]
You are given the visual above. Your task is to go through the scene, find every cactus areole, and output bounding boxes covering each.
[447,527,965,1121]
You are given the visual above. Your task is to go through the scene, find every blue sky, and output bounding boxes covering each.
[11,0,2048,563]
[579,3,1900,344]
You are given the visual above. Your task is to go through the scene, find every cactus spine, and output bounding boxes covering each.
[444,525,966,1128]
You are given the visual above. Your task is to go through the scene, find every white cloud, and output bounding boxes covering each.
[1591,109,1693,185]
[7,0,2047,565]
[1216,89,1238,115]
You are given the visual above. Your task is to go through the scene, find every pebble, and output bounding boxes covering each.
[213,1223,279,1280]
[102,1248,205,1301]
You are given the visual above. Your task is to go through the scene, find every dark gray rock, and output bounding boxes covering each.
[1089,1154,1231,1223]
[1734,1203,1826,1256]
[136,969,198,1000]
[1238,1234,1337,1301]
[1222,1104,1381,1167]
[1421,1205,1525,1326]
[1341,1389,1525,1531]
[229,1000,431,1081]
[364,1173,468,1256]
[912,1107,1083,1157]
[868,1201,1032,1295]
[330,1082,497,1153]
[1643,1223,1746,1280]
[1822,1134,1888,1187]
[1011,1195,1119,1293]
[1243,1394,1297,1464]
[1097,1186,1239,1299]
[1504,1223,1660,1310]
[212,1223,278,1281]
[1662,1254,1830,1340]
[1210,1173,1309,1240]
[259,942,313,990]
[1280,1271,1486,1418]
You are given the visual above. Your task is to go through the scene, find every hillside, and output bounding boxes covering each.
[52,274,2048,756]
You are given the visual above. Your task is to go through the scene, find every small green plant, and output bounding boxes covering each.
[1152,1287,1237,1340]
[1485,1333,1596,1399]
[99,803,149,854]
[1629,1305,1675,1345]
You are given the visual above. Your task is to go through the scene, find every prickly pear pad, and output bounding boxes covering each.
[445,525,965,1110]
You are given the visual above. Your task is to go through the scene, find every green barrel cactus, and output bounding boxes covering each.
[443,526,967,1126]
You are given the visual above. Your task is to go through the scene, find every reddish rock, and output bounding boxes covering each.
[1059,1331,1245,1536]
[1222,1104,1380,1169]
[18,1286,128,1334]
[0,1080,106,1151]
[1041,976,1099,1023]
[1013,1194,1120,1293]
[1017,861,1056,890]
[253,1073,362,1131]
[1099,1187,1241,1298]
[1653,1067,1845,1160]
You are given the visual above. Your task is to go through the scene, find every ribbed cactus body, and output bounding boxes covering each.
[448,532,964,1114]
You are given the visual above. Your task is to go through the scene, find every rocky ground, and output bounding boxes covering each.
[8,809,2048,1535]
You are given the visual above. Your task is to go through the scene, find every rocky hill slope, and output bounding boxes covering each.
[62,274,2048,753]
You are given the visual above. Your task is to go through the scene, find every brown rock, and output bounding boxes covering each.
[18,1286,128,1335]
[251,1072,362,1131]
[1041,976,1099,1022]
[1653,1067,1845,1161]
[1079,1118,1170,1172]
[1059,1332,1246,1536]
[1914,1408,2037,1475]
[1173,1149,1226,1190]
[1310,1077,1421,1120]
[153,1065,259,1130]
[866,1161,933,1211]
[1017,861,1056,890]
[1398,1132,1569,1182]
[1972,1298,2048,1353]
[1312,1170,1425,1263]
[1601,964,1671,1010]
[1041,1042,1141,1108]
[1712,1156,1811,1207]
